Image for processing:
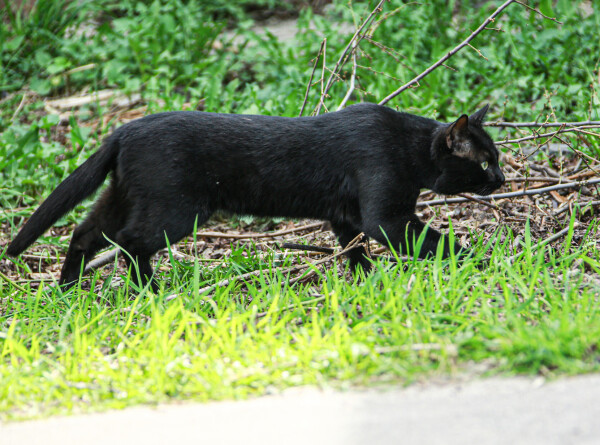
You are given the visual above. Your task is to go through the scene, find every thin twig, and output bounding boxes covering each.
[418,178,600,207]
[496,126,600,145]
[299,39,326,117]
[286,233,366,286]
[378,0,516,105]
[569,169,598,180]
[513,0,563,23]
[314,0,386,114]
[318,38,328,113]
[553,134,600,176]
[364,37,405,64]
[83,224,325,273]
[527,163,561,178]
[457,193,506,214]
[503,176,562,183]
[467,43,488,61]
[522,124,566,160]
[338,41,358,110]
[486,120,600,128]
[554,200,600,217]
[282,243,334,254]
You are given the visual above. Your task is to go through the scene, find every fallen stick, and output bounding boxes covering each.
[196,222,323,240]
[84,248,120,273]
[554,199,600,217]
[282,243,334,254]
[83,223,325,272]
[457,193,506,213]
[503,176,562,183]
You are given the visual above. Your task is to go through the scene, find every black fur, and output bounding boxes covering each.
[7,103,504,289]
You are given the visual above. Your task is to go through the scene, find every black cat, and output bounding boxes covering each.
[7,103,504,289]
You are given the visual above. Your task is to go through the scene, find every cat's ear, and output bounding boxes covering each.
[470,104,489,125]
[445,114,469,149]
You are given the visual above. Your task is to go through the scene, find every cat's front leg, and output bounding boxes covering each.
[331,221,372,272]
[364,214,464,260]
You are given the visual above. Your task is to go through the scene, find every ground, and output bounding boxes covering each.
[3,374,600,445]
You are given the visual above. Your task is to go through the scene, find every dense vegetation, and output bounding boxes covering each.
[1,0,599,419]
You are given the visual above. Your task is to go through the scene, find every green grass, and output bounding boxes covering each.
[1,0,600,420]
[1,223,599,420]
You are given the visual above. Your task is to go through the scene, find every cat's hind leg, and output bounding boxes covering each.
[113,227,155,290]
[115,207,211,290]
[59,188,123,287]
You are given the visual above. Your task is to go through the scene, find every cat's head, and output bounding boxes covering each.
[431,104,504,196]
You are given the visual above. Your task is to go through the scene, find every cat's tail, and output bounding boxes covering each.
[6,135,119,257]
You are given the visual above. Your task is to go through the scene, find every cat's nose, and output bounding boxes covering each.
[496,170,505,185]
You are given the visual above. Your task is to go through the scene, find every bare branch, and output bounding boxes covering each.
[314,0,386,115]
[338,42,358,110]
[513,0,563,24]
[299,39,326,117]
[496,126,600,145]
[417,178,600,207]
[378,0,516,105]
[282,243,334,255]
[486,120,600,128]
[457,193,506,214]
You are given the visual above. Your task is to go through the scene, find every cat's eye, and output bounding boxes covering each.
[480,161,489,170]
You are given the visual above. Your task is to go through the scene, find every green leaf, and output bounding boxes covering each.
[29,77,51,95]
[540,0,554,17]
[47,57,71,75]
[4,35,25,51]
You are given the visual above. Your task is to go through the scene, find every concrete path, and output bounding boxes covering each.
[2,374,600,445]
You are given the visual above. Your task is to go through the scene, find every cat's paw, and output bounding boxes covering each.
[349,254,373,275]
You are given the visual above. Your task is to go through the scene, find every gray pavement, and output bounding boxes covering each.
[2,374,600,445]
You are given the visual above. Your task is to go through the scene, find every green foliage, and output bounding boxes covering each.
[1,0,223,96]
[0,113,76,202]
[96,0,223,96]
[0,0,89,93]
[319,0,600,120]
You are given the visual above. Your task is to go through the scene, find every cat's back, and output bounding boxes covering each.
[110,104,440,161]
[112,104,422,141]
[334,103,440,133]
[113,110,289,139]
